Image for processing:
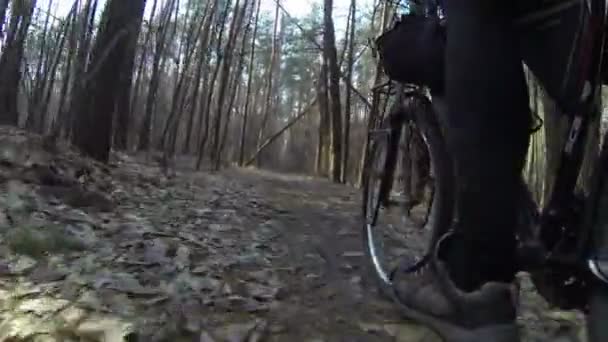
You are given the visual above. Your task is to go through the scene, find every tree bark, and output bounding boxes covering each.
[0,0,37,126]
[42,6,73,134]
[315,53,330,177]
[26,0,53,133]
[54,1,80,137]
[67,0,98,137]
[111,0,147,150]
[130,0,158,128]
[183,0,214,154]
[342,0,355,183]
[0,0,10,42]
[138,0,177,151]
[357,0,392,186]
[255,0,281,167]
[323,0,343,182]
[196,0,232,169]
[238,0,261,166]
[72,0,147,162]
[211,0,248,169]
[165,1,209,156]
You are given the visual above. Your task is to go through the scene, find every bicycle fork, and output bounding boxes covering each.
[378,113,405,207]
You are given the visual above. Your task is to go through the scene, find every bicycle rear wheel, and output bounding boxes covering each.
[362,93,454,294]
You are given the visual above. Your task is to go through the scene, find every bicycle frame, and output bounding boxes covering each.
[371,0,608,291]
[534,0,608,285]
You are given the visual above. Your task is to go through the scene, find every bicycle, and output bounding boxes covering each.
[361,0,608,340]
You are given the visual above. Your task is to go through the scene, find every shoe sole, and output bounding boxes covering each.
[392,293,520,342]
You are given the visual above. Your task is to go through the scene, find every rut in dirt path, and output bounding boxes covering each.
[220,168,419,341]
[224,168,588,342]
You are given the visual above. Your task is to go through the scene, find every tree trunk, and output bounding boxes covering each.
[54,2,79,137]
[211,0,248,169]
[160,0,190,150]
[238,0,260,166]
[255,0,280,167]
[138,0,177,151]
[72,0,147,162]
[183,0,214,154]
[0,0,37,126]
[196,0,232,169]
[218,74,242,165]
[111,0,147,150]
[218,6,253,166]
[164,1,209,156]
[315,52,331,177]
[323,0,343,182]
[42,7,73,134]
[130,0,158,127]
[67,0,98,138]
[342,0,356,183]
[357,0,392,186]
[0,0,10,42]
[26,0,53,133]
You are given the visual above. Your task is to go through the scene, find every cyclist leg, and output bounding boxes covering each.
[393,1,530,339]
[440,0,532,291]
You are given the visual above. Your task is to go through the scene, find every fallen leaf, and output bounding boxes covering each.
[10,255,37,274]
[30,266,69,283]
[214,322,258,342]
[95,272,159,296]
[75,316,134,342]
[17,297,70,315]
[174,245,191,270]
[199,331,217,342]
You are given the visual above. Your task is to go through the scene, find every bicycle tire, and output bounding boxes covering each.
[409,95,454,251]
[362,92,454,295]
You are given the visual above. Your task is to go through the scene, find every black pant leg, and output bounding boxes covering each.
[442,0,532,290]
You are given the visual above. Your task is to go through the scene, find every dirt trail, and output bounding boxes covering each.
[219,168,408,341]
[0,126,587,342]
[214,168,586,342]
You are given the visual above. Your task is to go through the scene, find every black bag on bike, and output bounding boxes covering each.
[375,14,446,92]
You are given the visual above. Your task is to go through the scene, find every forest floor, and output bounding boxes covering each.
[0,126,588,342]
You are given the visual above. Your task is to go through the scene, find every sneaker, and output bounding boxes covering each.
[392,254,520,341]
